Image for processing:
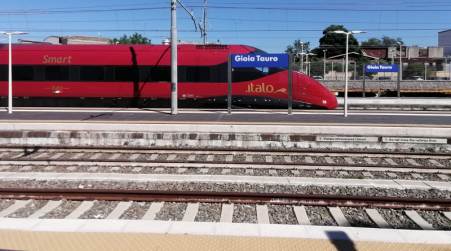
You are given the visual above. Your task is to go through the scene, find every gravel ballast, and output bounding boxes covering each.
[233,204,257,223]
[154,202,187,221]
[268,205,297,225]
[417,210,451,230]
[305,206,337,226]
[195,203,222,222]
[377,208,421,229]
[119,202,152,220]
[79,201,119,219]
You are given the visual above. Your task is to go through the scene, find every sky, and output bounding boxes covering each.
[0,0,450,52]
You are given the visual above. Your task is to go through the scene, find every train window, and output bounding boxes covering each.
[34,66,45,81]
[139,67,152,82]
[13,66,34,81]
[104,66,115,81]
[115,66,135,82]
[45,66,70,81]
[232,67,264,82]
[0,65,7,81]
[211,63,228,82]
[151,67,170,82]
[185,67,210,82]
[80,66,105,81]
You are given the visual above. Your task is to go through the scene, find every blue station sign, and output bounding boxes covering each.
[365,64,399,73]
[231,53,289,68]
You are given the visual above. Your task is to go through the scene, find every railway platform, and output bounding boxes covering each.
[0,219,449,251]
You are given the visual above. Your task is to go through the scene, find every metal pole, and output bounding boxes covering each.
[449,57,451,80]
[331,61,335,80]
[342,58,345,75]
[344,33,349,117]
[227,54,232,114]
[203,0,207,44]
[170,0,178,115]
[399,44,403,81]
[353,61,356,80]
[323,50,326,80]
[362,66,366,98]
[288,54,293,115]
[397,65,401,97]
[424,63,427,80]
[300,42,304,73]
[398,44,402,97]
[7,34,12,114]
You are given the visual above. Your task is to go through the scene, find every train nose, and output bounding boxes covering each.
[295,72,338,109]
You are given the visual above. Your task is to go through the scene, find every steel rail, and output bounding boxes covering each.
[0,146,449,156]
[0,188,450,211]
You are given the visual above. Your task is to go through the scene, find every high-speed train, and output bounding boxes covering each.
[0,44,338,109]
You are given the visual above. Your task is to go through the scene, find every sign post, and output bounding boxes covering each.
[288,54,293,115]
[229,53,289,114]
[227,54,232,114]
[365,64,400,97]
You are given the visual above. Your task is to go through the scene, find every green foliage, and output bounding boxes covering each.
[285,40,310,55]
[361,36,404,47]
[112,33,151,44]
[316,25,360,57]
[404,63,425,79]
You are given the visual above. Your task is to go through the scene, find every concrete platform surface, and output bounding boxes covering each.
[0,219,450,251]
[0,230,450,251]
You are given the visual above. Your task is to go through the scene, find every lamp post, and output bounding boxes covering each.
[170,0,178,115]
[323,49,327,80]
[330,30,366,117]
[1,31,27,114]
[424,62,429,80]
[299,41,305,73]
[305,52,316,76]
[397,42,403,81]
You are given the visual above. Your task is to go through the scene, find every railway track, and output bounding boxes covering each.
[0,188,450,230]
[0,147,450,232]
[1,148,450,169]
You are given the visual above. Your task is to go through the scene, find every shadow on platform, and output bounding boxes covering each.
[326,231,357,251]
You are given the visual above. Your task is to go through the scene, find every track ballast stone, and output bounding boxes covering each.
[417,210,451,230]
[233,204,257,223]
[195,203,222,222]
[341,207,377,228]
[42,200,81,219]
[6,200,47,218]
[119,202,152,220]
[79,201,119,219]
[377,208,421,229]
[268,205,298,225]
[154,202,187,221]
[305,206,337,226]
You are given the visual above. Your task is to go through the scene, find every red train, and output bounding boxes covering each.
[0,44,338,109]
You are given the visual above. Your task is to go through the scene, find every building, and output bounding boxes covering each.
[44,35,111,45]
[439,29,451,56]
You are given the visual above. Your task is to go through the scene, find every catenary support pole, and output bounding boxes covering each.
[227,54,232,114]
[344,33,349,117]
[362,66,366,98]
[300,42,304,74]
[170,0,178,115]
[288,54,293,115]
[7,34,12,114]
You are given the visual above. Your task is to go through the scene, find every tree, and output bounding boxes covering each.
[315,25,360,57]
[286,40,311,71]
[361,38,383,46]
[361,36,404,47]
[404,63,425,79]
[112,33,151,44]
[285,39,310,55]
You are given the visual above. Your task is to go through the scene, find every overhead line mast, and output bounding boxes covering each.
[170,0,207,115]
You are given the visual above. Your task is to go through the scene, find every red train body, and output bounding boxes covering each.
[0,44,338,109]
